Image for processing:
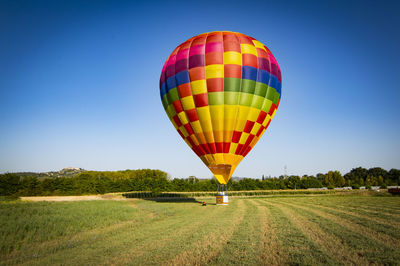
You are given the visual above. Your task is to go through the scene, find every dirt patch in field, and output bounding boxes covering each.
[20,193,128,202]
[20,195,105,202]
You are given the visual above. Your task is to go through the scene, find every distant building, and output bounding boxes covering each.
[63,167,83,171]
[334,187,352,190]
[307,187,328,190]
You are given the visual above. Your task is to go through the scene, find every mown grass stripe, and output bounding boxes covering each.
[207,199,261,265]
[263,199,370,265]
[107,199,227,265]
[16,200,209,265]
[249,199,288,265]
[338,205,400,220]
[1,200,149,264]
[300,198,400,223]
[3,198,161,262]
[287,198,400,241]
[255,199,337,265]
[301,195,400,211]
[311,197,400,214]
[0,200,139,255]
[164,199,247,265]
[283,200,400,249]
[277,200,400,264]
[289,199,400,232]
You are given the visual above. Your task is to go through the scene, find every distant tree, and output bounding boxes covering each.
[365,175,378,186]
[3,167,399,196]
[377,175,384,186]
[388,169,400,185]
[367,167,388,180]
[302,175,323,188]
[20,176,40,195]
[332,171,345,187]
[0,174,21,195]
[344,167,368,186]
[286,176,301,189]
[324,172,335,187]
[316,173,325,183]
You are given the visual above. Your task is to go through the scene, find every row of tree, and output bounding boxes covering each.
[0,167,399,196]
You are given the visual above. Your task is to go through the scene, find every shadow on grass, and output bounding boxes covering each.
[122,192,209,204]
[144,197,203,203]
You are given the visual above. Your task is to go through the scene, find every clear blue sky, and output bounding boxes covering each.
[1,0,399,178]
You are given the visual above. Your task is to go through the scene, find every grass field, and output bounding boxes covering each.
[1,194,400,265]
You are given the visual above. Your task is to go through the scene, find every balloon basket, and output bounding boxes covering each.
[216,184,228,205]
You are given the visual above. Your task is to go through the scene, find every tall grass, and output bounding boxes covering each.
[0,200,137,255]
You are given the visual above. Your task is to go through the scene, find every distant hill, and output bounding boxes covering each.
[12,167,86,179]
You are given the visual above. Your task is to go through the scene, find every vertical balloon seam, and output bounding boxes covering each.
[185,36,210,164]
[268,47,278,130]
[163,39,202,162]
[242,37,261,156]
[173,40,202,159]
[254,43,273,148]
[255,46,271,142]
[162,53,175,128]
[237,35,259,156]
[259,45,277,140]
[236,36,254,154]
[217,32,225,161]
[227,32,246,182]
[268,49,277,137]
[199,33,218,163]
[206,32,224,161]
[222,32,231,156]
[234,33,251,156]
[219,32,243,182]
[220,31,227,165]
[251,37,267,155]
[234,33,248,156]
[248,35,264,156]
[186,36,210,160]
[234,32,245,170]
[229,32,244,159]
[188,35,214,166]
[203,32,218,164]
[242,39,271,155]
[272,52,282,99]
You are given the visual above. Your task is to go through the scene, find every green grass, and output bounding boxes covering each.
[1,195,399,265]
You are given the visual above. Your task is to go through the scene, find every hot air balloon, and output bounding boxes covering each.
[159,31,281,205]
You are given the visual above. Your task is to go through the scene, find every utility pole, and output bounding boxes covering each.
[284,165,288,179]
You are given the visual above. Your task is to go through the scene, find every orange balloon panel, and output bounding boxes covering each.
[160,31,282,184]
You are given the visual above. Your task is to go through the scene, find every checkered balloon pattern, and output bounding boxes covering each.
[160,32,281,184]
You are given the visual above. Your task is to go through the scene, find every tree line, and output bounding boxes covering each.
[0,167,399,196]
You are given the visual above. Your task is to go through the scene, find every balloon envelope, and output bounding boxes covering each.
[160,31,281,184]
